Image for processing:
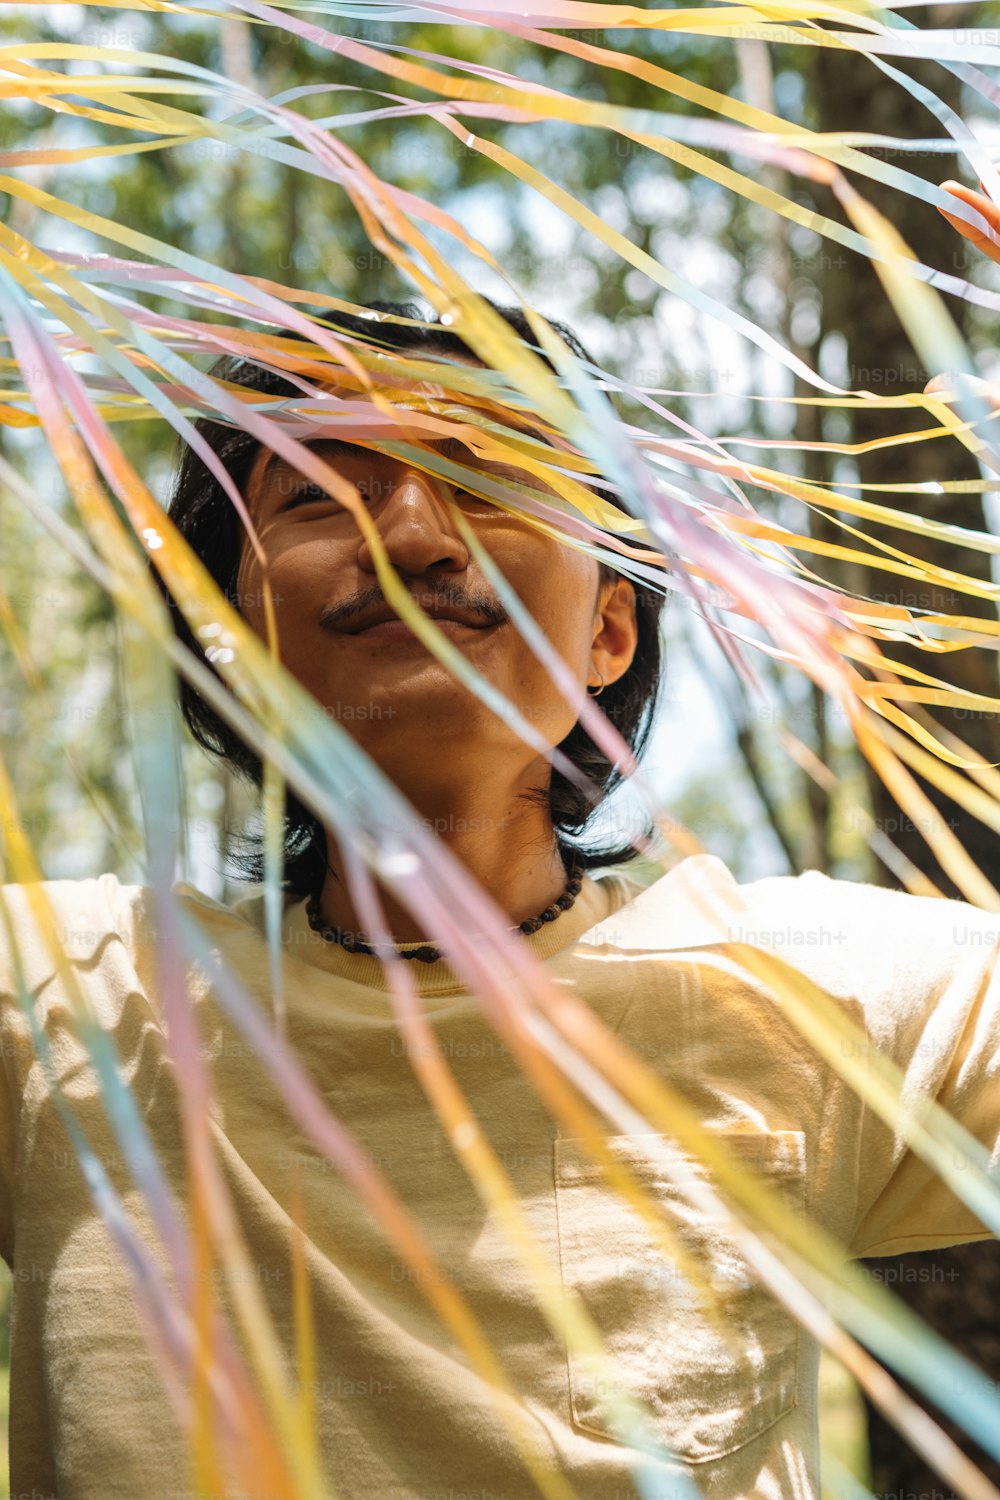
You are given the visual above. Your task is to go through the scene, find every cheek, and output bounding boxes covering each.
[493,537,597,670]
[486,537,599,748]
[239,537,339,646]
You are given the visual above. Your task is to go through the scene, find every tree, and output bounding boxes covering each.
[814,20,1000,1494]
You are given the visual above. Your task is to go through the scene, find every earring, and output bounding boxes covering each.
[587,672,606,698]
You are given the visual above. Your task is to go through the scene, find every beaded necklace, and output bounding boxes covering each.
[304,859,585,965]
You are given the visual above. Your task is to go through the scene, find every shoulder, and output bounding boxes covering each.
[734,865,1000,997]
[602,852,1000,1000]
[0,873,273,990]
[610,849,997,935]
[0,873,140,979]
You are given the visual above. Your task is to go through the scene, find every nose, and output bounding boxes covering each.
[355,464,471,576]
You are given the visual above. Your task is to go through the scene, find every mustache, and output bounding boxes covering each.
[318,583,509,634]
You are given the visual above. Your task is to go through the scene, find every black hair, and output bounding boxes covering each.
[155,297,666,896]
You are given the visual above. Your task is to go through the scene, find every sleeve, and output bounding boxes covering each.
[0,880,53,1269]
[737,868,1000,1259]
[0,874,129,1268]
[844,881,1000,1259]
[0,890,33,1269]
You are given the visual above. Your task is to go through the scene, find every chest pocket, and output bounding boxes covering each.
[553,1128,806,1465]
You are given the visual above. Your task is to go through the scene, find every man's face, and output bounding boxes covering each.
[234,358,637,771]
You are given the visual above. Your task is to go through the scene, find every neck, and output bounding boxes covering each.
[315,768,573,945]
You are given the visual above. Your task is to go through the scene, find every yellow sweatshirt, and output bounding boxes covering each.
[2,852,1000,1500]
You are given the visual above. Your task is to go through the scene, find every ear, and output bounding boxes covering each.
[588,576,639,692]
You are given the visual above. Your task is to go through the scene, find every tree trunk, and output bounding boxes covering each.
[813,14,1000,1493]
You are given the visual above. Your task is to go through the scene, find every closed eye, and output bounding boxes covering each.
[452,486,499,511]
[282,480,372,511]
[284,483,329,509]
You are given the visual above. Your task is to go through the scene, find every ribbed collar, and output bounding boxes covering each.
[232,872,641,1001]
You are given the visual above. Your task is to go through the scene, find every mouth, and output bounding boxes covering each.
[348,617,502,642]
[338,598,504,639]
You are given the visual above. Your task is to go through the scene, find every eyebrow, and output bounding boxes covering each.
[257,437,355,490]
[255,431,541,502]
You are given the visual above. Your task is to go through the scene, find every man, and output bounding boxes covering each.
[3,190,1000,1500]
[165,299,660,947]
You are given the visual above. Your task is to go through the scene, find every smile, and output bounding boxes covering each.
[347,618,502,642]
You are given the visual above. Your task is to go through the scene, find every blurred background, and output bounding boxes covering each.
[4,2,1000,1494]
